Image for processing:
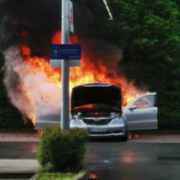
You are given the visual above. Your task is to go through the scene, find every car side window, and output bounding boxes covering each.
[133,95,155,109]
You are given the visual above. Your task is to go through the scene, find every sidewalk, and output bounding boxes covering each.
[0,130,180,143]
[128,129,180,143]
[0,160,40,173]
[0,132,40,142]
[128,134,180,143]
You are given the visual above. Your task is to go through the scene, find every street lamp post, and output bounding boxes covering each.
[61,0,70,131]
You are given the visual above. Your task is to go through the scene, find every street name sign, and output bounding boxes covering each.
[50,44,81,67]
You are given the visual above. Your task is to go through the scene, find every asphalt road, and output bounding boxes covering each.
[0,141,180,180]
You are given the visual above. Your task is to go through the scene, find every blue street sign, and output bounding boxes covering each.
[50,44,81,60]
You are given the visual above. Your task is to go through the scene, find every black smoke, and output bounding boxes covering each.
[0,0,107,57]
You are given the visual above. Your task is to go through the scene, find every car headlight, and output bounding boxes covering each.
[71,119,84,125]
[110,112,120,119]
[70,118,84,125]
[72,112,82,119]
[110,118,124,125]
[71,112,84,125]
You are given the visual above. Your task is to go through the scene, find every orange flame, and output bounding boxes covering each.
[19,31,148,123]
[89,173,98,179]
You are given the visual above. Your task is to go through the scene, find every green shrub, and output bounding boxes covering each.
[0,108,34,129]
[37,126,88,172]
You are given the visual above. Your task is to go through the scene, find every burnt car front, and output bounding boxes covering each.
[70,83,127,139]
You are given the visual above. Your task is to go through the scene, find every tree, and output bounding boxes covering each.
[90,0,180,129]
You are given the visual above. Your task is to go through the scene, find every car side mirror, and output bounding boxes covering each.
[129,105,137,111]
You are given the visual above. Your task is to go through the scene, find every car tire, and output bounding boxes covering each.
[119,129,128,142]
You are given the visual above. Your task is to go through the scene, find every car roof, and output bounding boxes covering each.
[73,83,120,89]
[83,83,112,87]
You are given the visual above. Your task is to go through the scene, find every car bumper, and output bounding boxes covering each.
[70,123,126,137]
[34,115,127,137]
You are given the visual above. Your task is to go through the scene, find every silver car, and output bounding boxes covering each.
[70,83,128,141]
[35,83,158,141]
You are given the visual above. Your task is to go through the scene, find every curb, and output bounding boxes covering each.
[29,162,90,180]
[71,162,90,180]
[29,173,41,180]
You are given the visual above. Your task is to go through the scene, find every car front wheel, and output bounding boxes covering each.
[119,129,128,142]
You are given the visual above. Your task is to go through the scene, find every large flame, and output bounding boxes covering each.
[8,31,147,124]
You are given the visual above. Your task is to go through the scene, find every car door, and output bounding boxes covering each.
[123,93,158,130]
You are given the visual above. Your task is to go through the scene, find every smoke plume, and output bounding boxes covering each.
[0,0,107,55]
[0,0,144,123]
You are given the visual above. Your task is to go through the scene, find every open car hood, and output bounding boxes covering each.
[71,83,122,113]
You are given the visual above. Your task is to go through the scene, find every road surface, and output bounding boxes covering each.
[0,139,180,180]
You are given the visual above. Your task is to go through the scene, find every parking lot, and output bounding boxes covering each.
[0,131,180,180]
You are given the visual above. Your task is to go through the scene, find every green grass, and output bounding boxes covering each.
[37,173,77,180]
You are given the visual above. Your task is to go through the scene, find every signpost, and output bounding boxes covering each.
[50,44,81,67]
[49,0,112,131]
[61,0,70,131]
[50,0,81,131]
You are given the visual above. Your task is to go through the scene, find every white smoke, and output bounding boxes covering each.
[3,46,61,122]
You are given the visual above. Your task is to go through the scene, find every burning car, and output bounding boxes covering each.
[35,83,158,141]
[70,83,158,140]
[70,83,128,141]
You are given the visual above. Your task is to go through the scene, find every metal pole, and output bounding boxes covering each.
[61,0,70,130]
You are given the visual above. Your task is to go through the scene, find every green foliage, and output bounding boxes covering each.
[90,0,180,129]
[37,126,88,172]
[37,172,76,180]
